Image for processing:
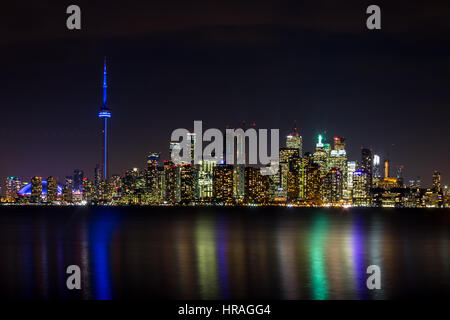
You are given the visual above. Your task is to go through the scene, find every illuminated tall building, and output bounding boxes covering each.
[244,167,270,205]
[63,176,74,203]
[187,132,196,165]
[63,185,73,204]
[361,148,373,194]
[286,121,302,158]
[347,161,357,199]
[82,178,95,202]
[313,134,330,178]
[432,170,442,193]
[323,167,343,205]
[5,176,21,202]
[180,164,194,205]
[333,137,346,151]
[384,159,390,178]
[329,137,348,199]
[47,176,58,203]
[361,148,373,174]
[352,171,371,206]
[279,147,300,200]
[213,164,234,205]
[303,153,321,205]
[373,155,381,178]
[164,161,180,204]
[197,160,215,202]
[157,166,165,201]
[98,57,112,180]
[145,153,160,204]
[73,169,84,192]
[31,176,43,203]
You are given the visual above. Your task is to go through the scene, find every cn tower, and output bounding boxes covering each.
[98,57,111,180]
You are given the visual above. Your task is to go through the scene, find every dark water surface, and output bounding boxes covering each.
[0,206,448,300]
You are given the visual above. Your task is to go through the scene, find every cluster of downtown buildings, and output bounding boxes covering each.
[1,129,448,208]
[1,60,448,208]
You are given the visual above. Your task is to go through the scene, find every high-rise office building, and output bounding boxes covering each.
[347,161,357,200]
[47,176,58,203]
[304,159,321,205]
[94,163,102,198]
[188,132,196,165]
[361,148,373,175]
[244,167,270,205]
[145,153,160,204]
[157,166,165,201]
[180,164,194,205]
[286,122,302,158]
[333,137,346,150]
[313,135,330,178]
[352,171,371,206]
[383,159,390,178]
[164,161,180,204]
[31,176,43,203]
[73,170,84,192]
[373,155,381,178]
[329,137,348,199]
[63,185,73,204]
[5,176,21,202]
[65,176,73,190]
[82,178,95,203]
[279,147,300,200]
[361,148,373,195]
[197,160,215,201]
[63,176,74,203]
[213,164,234,205]
[432,170,442,193]
[110,175,122,199]
[323,167,343,205]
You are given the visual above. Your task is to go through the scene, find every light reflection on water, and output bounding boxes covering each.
[0,206,448,299]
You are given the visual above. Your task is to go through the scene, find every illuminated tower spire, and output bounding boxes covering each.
[103,57,107,107]
[99,57,111,181]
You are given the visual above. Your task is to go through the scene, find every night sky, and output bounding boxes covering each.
[1,0,450,190]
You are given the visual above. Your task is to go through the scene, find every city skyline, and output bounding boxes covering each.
[1,1,450,189]
[1,96,447,208]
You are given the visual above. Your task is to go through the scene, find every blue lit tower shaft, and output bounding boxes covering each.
[99,58,111,181]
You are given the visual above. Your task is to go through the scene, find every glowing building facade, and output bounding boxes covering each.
[213,164,234,205]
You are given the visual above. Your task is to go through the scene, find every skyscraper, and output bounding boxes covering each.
[213,164,234,205]
[5,176,21,202]
[244,167,270,205]
[145,153,160,204]
[347,161,357,199]
[286,121,302,158]
[313,134,330,178]
[164,161,180,204]
[323,167,343,205]
[31,176,43,203]
[432,170,442,193]
[361,148,373,193]
[384,159,390,178]
[73,169,84,192]
[47,176,58,203]
[279,147,300,200]
[352,171,371,206]
[329,137,348,199]
[373,155,381,179]
[197,160,215,202]
[98,57,112,180]
[180,164,194,205]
